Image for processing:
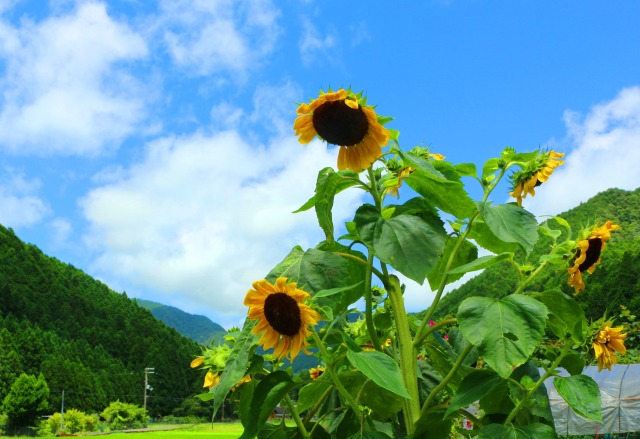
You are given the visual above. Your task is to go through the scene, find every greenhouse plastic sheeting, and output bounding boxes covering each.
[542,364,640,435]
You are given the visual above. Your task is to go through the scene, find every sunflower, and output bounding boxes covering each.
[510,150,565,206]
[309,366,325,380]
[294,89,390,173]
[567,221,619,295]
[385,150,444,197]
[244,277,321,361]
[592,323,627,371]
[203,370,220,390]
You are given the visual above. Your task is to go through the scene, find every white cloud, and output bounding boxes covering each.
[0,2,148,155]
[159,0,281,77]
[81,132,365,328]
[299,18,336,64]
[523,86,640,217]
[0,171,49,227]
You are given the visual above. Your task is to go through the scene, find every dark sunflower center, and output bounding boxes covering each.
[312,100,368,146]
[264,293,302,337]
[578,238,602,272]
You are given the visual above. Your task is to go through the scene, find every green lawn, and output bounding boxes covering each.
[106,423,245,439]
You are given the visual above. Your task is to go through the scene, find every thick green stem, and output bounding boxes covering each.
[311,331,362,418]
[504,342,572,425]
[386,275,420,434]
[420,342,474,416]
[364,250,382,352]
[284,394,310,439]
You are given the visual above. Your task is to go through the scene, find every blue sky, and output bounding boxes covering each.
[1,0,640,328]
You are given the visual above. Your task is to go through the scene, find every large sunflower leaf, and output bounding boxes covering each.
[411,409,453,439]
[211,319,257,420]
[427,237,478,291]
[400,153,477,220]
[339,370,405,420]
[355,204,446,284]
[467,218,522,255]
[446,252,512,276]
[444,369,504,419]
[477,423,557,439]
[266,244,366,315]
[477,202,538,255]
[458,295,548,378]
[554,375,603,423]
[238,370,297,439]
[346,350,410,399]
[293,167,361,244]
[530,290,587,343]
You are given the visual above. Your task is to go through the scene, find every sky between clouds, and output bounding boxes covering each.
[1,1,639,328]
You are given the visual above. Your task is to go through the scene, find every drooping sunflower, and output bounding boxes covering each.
[510,150,565,206]
[244,277,321,361]
[567,221,620,295]
[592,323,627,371]
[294,89,390,173]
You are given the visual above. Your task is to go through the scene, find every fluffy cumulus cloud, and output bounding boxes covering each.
[81,133,365,328]
[159,0,280,77]
[0,2,148,155]
[299,18,336,64]
[0,170,49,227]
[524,86,640,216]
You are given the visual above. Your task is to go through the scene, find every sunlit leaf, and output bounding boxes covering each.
[554,375,603,422]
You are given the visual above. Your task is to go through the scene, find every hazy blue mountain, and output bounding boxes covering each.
[136,299,226,345]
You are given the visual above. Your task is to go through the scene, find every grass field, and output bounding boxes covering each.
[107,423,245,439]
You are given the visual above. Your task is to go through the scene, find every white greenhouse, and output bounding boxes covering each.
[543,364,640,436]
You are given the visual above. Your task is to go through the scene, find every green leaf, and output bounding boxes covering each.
[315,282,363,298]
[296,380,332,413]
[482,158,500,180]
[454,162,477,178]
[307,167,361,244]
[346,350,411,398]
[478,423,557,439]
[239,371,297,439]
[212,319,257,419]
[266,244,366,315]
[468,218,523,255]
[402,155,477,220]
[554,375,603,422]
[355,204,446,284]
[446,252,513,275]
[427,237,478,290]
[411,409,453,439]
[559,353,585,376]
[530,290,587,343]
[478,202,538,254]
[340,371,404,420]
[422,338,473,395]
[458,295,548,378]
[444,369,503,418]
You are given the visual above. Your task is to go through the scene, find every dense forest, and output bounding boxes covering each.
[0,225,202,417]
[430,187,640,321]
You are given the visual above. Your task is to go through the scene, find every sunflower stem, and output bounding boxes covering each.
[310,331,362,419]
[420,342,473,417]
[386,274,420,435]
[284,394,310,439]
[364,249,383,352]
[504,341,572,425]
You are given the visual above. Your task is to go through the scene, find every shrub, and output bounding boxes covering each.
[101,401,147,430]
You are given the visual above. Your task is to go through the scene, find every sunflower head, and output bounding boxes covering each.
[592,321,627,371]
[293,88,390,173]
[567,221,620,295]
[244,277,321,361]
[509,150,565,206]
[309,366,325,380]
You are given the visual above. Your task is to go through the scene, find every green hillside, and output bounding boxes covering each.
[0,225,202,416]
[431,187,640,320]
[136,299,226,345]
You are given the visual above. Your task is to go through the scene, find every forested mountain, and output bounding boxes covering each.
[0,225,202,416]
[136,299,226,345]
[431,187,640,320]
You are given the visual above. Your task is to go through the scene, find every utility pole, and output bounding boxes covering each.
[143,368,155,413]
[60,390,65,432]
